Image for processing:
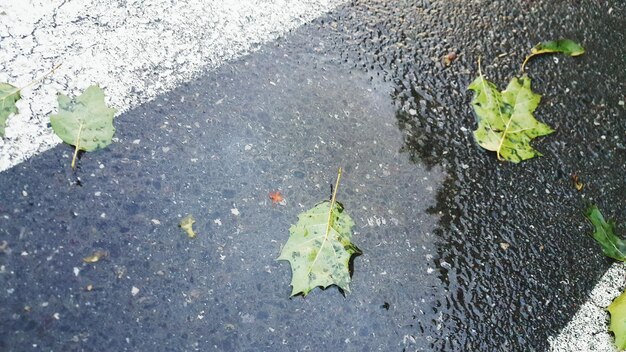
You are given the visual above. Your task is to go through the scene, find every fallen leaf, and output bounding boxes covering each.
[179,215,197,238]
[0,83,21,137]
[531,39,585,57]
[571,173,584,191]
[50,85,117,168]
[278,168,361,297]
[468,66,554,163]
[269,191,285,205]
[586,205,626,261]
[522,39,585,71]
[608,288,626,350]
[82,250,108,263]
[442,51,457,66]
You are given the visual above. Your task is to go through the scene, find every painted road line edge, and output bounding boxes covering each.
[549,262,626,351]
[0,0,347,172]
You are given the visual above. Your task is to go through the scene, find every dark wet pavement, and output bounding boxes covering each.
[1,0,626,351]
[0,23,445,352]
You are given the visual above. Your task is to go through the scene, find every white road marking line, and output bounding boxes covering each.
[549,263,626,351]
[0,0,346,172]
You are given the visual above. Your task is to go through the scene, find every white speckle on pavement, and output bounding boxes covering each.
[0,0,347,172]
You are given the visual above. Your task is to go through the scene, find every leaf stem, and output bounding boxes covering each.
[71,121,84,170]
[309,167,343,270]
[21,63,63,91]
[0,63,62,102]
[521,54,534,73]
[329,168,342,214]
[323,167,342,244]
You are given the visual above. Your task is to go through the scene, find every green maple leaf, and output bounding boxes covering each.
[0,82,21,137]
[468,72,554,163]
[585,205,626,261]
[50,85,117,168]
[608,288,626,350]
[50,85,117,151]
[278,169,361,297]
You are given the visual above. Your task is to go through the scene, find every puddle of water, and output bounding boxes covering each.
[0,21,446,352]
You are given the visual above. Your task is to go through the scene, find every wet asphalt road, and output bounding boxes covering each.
[1,0,626,351]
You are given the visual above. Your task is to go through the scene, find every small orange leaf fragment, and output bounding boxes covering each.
[269,191,285,205]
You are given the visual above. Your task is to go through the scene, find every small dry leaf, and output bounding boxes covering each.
[82,250,107,263]
[500,242,510,250]
[179,215,197,238]
[443,51,457,66]
[571,173,584,191]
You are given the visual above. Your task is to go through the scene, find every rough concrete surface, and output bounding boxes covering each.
[550,263,626,351]
[0,0,346,171]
